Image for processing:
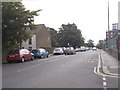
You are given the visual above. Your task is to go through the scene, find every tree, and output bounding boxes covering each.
[86,39,94,48]
[57,23,84,48]
[2,2,41,50]
[48,27,58,47]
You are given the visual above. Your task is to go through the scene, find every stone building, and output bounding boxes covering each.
[22,24,51,50]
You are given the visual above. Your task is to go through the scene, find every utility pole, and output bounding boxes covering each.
[106,0,110,51]
[108,0,110,31]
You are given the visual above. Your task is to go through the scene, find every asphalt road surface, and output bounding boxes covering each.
[2,50,119,88]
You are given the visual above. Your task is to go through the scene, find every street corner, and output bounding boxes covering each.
[94,66,120,78]
[96,50,120,78]
[102,66,120,78]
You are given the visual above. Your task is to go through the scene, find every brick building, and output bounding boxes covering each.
[22,24,51,50]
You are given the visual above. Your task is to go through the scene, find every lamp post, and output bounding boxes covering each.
[117,31,120,60]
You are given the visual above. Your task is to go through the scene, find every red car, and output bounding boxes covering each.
[6,49,34,63]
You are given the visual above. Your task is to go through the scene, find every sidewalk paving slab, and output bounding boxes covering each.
[99,50,120,75]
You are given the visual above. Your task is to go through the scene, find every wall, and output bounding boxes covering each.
[22,34,36,49]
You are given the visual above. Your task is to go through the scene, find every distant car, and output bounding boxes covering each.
[64,47,76,55]
[6,49,34,63]
[92,47,97,51]
[32,48,49,59]
[80,46,86,52]
[75,48,80,52]
[53,48,64,55]
[85,47,89,51]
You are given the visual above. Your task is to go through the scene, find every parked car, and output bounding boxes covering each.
[80,46,86,52]
[53,48,64,55]
[75,48,80,52]
[32,48,49,59]
[64,47,76,55]
[6,49,34,63]
[92,47,97,51]
[85,47,89,51]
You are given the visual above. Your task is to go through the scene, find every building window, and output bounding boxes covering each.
[29,37,32,45]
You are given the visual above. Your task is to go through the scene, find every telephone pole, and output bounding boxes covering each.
[108,0,110,31]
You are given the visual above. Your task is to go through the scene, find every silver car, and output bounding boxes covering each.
[64,47,76,55]
[53,48,64,55]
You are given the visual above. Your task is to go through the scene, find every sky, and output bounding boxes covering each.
[22,0,120,44]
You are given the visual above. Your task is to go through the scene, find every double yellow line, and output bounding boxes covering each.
[94,51,120,78]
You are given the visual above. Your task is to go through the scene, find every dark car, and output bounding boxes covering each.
[6,49,34,63]
[32,48,49,59]
[64,47,76,55]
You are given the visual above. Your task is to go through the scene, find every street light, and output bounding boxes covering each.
[117,32,120,60]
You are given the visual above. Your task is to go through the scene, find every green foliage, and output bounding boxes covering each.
[48,27,58,47]
[57,23,84,47]
[86,39,94,48]
[2,2,40,50]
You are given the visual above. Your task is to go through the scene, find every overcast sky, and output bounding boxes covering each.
[22,0,120,44]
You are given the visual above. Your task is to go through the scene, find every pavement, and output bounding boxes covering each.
[99,49,120,77]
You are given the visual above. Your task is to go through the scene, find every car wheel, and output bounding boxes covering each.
[21,57,25,63]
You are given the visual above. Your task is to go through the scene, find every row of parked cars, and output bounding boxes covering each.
[75,46,97,52]
[6,46,97,63]
[53,46,97,55]
[53,47,76,55]
[6,46,76,63]
[6,48,49,63]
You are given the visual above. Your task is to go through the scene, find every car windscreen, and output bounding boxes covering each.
[8,50,19,54]
[54,48,60,51]
[32,50,38,53]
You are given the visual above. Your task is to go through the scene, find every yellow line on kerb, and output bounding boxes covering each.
[94,50,120,78]
[100,51,120,77]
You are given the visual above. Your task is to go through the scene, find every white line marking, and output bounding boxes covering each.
[47,56,68,63]
[103,87,107,90]
[103,77,106,81]
[17,64,42,72]
[103,82,107,86]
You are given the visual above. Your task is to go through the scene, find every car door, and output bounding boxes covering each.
[21,49,31,60]
[43,49,47,57]
[25,49,32,60]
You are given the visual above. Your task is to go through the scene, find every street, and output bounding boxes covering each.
[2,50,119,88]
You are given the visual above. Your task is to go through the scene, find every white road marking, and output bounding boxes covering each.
[103,87,107,90]
[17,64,42,72]
[103,75,106,80]
[103,77,106,81]
[103,82,107,86]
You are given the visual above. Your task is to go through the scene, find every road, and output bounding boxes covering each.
[2,50,119,89]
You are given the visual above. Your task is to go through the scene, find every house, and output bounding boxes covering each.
[22,24,51,50]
